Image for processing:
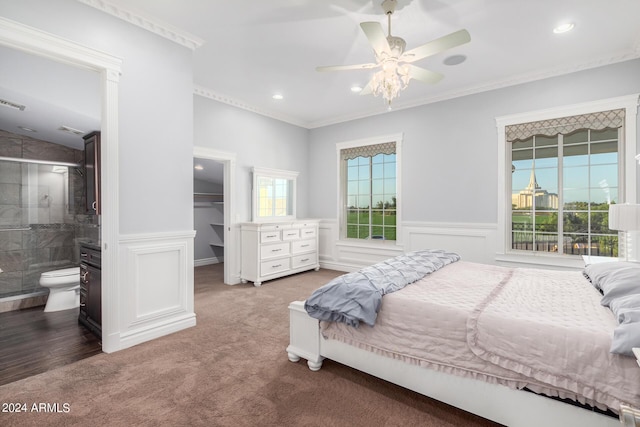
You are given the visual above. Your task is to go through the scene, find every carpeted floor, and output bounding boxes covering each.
[0,264,501,426]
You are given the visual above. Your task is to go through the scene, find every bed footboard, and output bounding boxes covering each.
[286,300,324,371]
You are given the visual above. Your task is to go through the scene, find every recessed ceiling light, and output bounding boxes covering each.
[18,126,37,132]
[443,54,467,66]
[272,94,284,100]
[58,125,84,135]
[194,164,204,170]
[351,85,363,93]
[553,22,574,34]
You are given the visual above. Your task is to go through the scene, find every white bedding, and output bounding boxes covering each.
[320,261,640,412]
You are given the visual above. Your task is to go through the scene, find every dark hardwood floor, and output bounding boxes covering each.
[0,264,223,387]
[0,306,102,386]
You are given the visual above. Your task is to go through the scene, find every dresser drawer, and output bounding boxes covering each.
[260,242,290,259]
[300,227,317,239]
[282,229,300,240]
[260,258,290,276]
[292,239,316,254]
[260,230,281,243]
[292,253,317,269]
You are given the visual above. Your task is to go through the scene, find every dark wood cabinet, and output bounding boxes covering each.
[79,243,101,339]
[83,131,101,215]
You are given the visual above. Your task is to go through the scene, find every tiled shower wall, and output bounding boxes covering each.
[0,129,99,305]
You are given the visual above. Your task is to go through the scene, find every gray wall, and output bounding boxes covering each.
[194,96,310,222]
[0,0,195,235]
[307,59,640,223]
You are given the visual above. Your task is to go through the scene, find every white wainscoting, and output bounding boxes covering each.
[402,221,498,265]
[115,230,196,351]
[318,219,498,272]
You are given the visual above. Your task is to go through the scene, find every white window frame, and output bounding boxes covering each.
[496,94,639,267]
[336,133,403,245]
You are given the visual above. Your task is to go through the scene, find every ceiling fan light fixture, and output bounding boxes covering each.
[370,63,409,105]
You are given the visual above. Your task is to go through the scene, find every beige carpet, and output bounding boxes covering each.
[0,264,501,426]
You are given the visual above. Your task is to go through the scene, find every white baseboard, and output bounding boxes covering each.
[195,257,223,267]
[117,313,196,351]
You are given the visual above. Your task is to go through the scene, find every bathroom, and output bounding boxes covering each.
[0,129,99,313]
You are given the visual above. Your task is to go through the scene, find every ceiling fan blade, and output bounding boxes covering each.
[360,21,391,57]
[316,63,378,72]
[400,29,471,63]
[406,65,443,84]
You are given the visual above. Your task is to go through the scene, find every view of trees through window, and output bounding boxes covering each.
[511,127,619,257]
[346,153,397,240]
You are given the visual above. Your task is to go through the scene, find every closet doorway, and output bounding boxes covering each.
[193,148,236,285]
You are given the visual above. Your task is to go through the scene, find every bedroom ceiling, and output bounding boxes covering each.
[1,0,639,150]
[104,0,640,128]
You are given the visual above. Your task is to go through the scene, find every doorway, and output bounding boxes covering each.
[193,147,236,285]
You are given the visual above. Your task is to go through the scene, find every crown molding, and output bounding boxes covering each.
[193,85,309,129]
[77,0,204,50]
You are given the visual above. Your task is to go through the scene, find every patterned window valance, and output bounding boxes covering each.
[506,109,624,142]
[341,141,396,161]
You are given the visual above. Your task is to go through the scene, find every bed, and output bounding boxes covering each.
[286,250,640,427]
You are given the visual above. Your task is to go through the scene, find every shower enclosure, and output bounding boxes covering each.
[0,156,98,303]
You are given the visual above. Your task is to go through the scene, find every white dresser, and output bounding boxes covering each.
[240,220,320,286]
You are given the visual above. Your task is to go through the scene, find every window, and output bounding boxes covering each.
[497,95,638,263]
[510,125,619,257]
[337,135,402,242]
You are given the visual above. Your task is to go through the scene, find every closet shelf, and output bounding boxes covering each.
[194,192,223,203]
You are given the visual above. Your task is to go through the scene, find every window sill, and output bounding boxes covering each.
[495,252,587,270]
[337,239,405,252]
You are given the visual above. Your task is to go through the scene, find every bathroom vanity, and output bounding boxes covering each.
[79,242,101,339]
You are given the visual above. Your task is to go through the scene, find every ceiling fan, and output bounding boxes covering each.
[316,0,471,106]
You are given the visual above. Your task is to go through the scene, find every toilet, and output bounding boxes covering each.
[39,267,81,312]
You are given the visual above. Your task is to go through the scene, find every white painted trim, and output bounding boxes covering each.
[193,146,238,284]
[495,94,640,268]
[0,17,123,353]
[318,219,501,271]
[194,257,222,267]
[194,85,308,129]
[116,230,196,350]
[78,0,204,50]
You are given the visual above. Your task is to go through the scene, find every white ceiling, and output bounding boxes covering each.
[105,0,640,128]
[1,0,639,150]
[0,45,101,150]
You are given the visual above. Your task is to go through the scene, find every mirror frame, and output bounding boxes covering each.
[252,167,298,222]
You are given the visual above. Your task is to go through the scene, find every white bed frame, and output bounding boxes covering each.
[286,301,623,427]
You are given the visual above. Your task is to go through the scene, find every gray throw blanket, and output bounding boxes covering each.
[304,249,460,327]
